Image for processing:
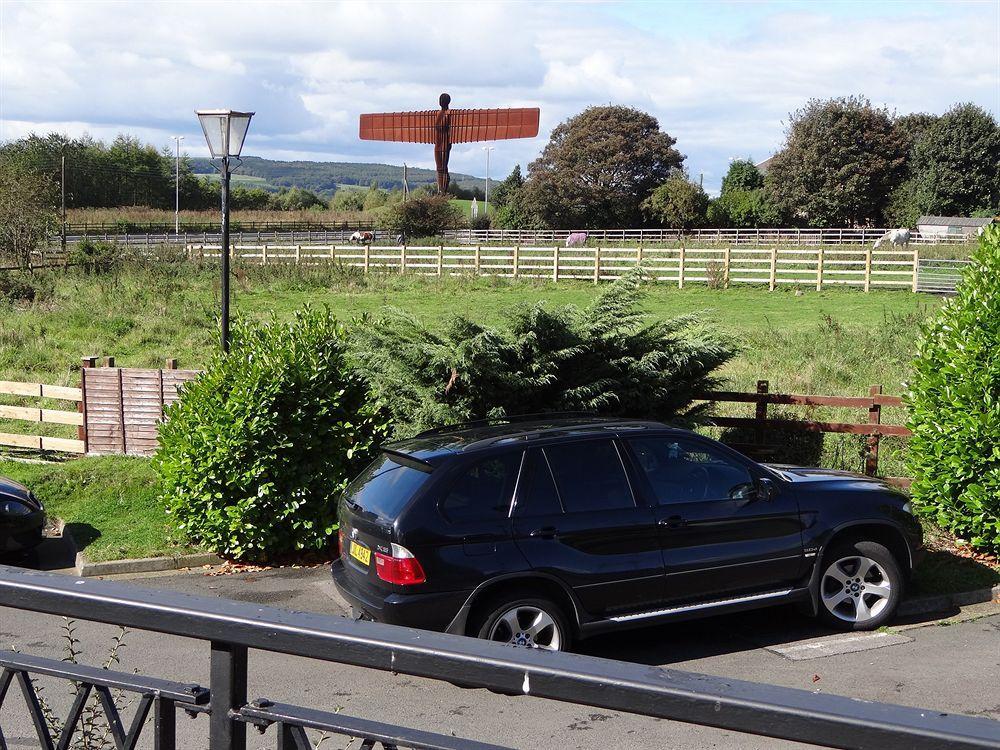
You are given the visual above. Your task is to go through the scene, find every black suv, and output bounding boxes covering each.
[332,417,922,651]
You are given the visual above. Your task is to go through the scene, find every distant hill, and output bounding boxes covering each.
[189,156,486,196]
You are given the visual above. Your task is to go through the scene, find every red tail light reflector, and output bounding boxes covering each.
[374,544,426,585]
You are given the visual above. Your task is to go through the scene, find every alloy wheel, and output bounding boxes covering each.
[487,605,562,651]
[820,555,893,624]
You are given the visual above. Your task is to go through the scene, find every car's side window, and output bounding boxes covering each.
[543,440,635,513]
[440,451,523,523]
[513,449,563,517]
[627,437,754,505]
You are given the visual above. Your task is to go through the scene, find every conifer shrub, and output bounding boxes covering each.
[351,269,736,435]
[906,226,1000,553]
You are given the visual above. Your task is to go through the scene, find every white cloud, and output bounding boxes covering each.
[1,0,997,192]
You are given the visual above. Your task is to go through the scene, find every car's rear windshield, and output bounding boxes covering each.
[343,455,432,522]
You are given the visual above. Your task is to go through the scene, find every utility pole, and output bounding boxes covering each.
[60,153,66,256]
[171,136,184,234]
[402,162,409,200]
[482,146,495,215]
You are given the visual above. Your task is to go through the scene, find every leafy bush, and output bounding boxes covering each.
[0,271,40,303]
[642,174,709,229]
[155,308,389,560]
[351,269,735,436]
[68,239,121,273]
[906,225,1000,553]
[381,194,461,238]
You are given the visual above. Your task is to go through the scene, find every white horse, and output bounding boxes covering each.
[873,228,910,250]
[564,232,588,247]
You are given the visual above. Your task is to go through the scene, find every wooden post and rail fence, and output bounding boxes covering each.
[179,243,927,292]
[1,366,913,483]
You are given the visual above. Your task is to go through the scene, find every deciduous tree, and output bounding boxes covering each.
[764,96,907,226]
[909,103,1000,218]
[520,106,684,228]
[642,174,709,229]
[0,158,57,268]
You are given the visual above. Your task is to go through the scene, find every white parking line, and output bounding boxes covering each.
[767,631,914,661]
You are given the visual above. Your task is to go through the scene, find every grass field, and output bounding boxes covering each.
[0,261,939,476]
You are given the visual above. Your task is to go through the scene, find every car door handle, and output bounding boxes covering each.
[528,526,558,539]
[659,515,687,528]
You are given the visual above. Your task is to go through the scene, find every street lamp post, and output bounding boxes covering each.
[481,146,495,215]
[195,109,254,353]
[170,136,184,235]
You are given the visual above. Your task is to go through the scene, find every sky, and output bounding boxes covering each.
[1,0,998,193]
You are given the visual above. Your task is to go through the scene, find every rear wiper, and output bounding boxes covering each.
[382,448,434,473]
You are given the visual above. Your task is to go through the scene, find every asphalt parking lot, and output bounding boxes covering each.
[1,564,998,749]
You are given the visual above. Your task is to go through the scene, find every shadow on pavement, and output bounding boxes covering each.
[577,601,964,666]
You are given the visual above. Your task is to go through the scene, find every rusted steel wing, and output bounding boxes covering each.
[359,108,539,143]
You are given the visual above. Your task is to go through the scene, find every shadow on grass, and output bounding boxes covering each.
[911,549,1000,597]
[64,521,101,553]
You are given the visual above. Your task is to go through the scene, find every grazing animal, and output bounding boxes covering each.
[349,230,375,244]
[873,228,910,250]
[565,232,588,247]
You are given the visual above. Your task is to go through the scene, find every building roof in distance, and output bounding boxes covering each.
[916,215,995,227]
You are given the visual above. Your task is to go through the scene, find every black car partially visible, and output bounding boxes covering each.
[0,475,45,556]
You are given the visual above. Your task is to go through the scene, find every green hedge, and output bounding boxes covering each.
[155,308,389,560]
[907,225,1000,553]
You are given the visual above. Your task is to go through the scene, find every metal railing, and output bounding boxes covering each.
[443,227,975,246]
[0,565,997,750]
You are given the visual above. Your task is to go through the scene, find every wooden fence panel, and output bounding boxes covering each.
[83,367,200,456]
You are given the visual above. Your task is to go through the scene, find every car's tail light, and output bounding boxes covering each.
[375,544,426,585]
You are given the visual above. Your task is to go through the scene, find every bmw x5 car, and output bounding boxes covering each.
[332,417,922,651]
[0,475,46,557]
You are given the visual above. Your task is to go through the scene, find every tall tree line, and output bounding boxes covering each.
[492,98,999,230]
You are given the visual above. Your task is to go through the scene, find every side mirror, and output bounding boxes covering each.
[757,477,775,501]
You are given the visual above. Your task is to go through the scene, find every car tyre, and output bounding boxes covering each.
[817,540,903,631]
[473,596,572,652]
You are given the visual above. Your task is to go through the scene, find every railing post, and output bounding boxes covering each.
[210,641,247,750]
[593,246,601,284]
[865,385,883,477]
[261,244,268,266]
[769,247,777,291]
[723,247,731,289]
[363,243,370,274]
[437,244,443,277]
[154,697,176,750]
[513,245,519,279]
[553,246,559,282]
[864,246,872,292]
[400,245,406,274]
[755,380,769,446]
[912,247,920,292]
[79,356,96,454]
[677,245,684,288]
[475,245,482,275]
[816,247,824,291]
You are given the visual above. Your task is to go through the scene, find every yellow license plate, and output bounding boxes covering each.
[349,540,371,566]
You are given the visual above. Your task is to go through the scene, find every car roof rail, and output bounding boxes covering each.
[412,411,602,438]
[464,419,667,451]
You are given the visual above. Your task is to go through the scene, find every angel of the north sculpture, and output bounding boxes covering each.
[360,93,540,194]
